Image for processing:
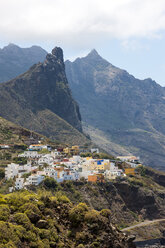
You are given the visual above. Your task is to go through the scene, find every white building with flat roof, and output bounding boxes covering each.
[18,151,41,159]
[5,163,19,180]
[15,177,24,190]
[25,175,44,186]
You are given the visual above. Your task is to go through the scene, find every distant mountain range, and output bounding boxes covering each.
[0,46,89,146]
[0,43,47,83]
[65,50,165,170]
[0,44,165,170]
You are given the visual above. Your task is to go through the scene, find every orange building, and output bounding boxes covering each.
[124,168,136,176]
[88,173,104,183]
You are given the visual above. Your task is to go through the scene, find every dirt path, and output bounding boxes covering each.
[121,219,165,231]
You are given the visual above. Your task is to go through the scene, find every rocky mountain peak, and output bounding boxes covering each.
[88,49,99,56]
[79,48,110,69]
[0,46,84,142]
[2,43,21,53]
[45,47,64,67]
[52,47,63,61]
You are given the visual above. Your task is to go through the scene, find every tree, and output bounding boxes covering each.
[42,177,58,189]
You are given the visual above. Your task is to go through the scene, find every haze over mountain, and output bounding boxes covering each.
[0,43,47,83]
[0,47,89,145]
[65,50,165,170]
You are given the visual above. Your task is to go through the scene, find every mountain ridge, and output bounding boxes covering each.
[0,43,47,83]
[65,49,165,170]
[0,47,90,146]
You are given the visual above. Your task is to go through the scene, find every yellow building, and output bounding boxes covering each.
[85,160,110,171]
[86,157,93,161]
[63,147,70,154]
[63,146,79,155]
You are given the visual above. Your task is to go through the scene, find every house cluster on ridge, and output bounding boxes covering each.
[5,144,141,191]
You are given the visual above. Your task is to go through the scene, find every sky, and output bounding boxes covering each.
[0,0,165,85]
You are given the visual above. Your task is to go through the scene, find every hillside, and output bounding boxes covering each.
[65,50,165,170]
[0,190,135,248]
[0,47,90,146]
[0,116,53,170]
[0,116,48,145]
[0,43,47,83]
[55,167,165,228]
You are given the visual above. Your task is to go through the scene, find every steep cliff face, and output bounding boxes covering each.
[65,50,165,170]
[0,43,47,82]
[0,47,88,145]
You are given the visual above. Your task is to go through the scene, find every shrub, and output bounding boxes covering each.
[69,203,88,226]
[75,231,92,243]
[90,241,100,247]
[0,194,6,204]
[22,172,31,179]
[24,230,37,242]
[20,202,41,223]
[139,166,146,177]
[0,204,10,221]
[56,194,71,204]
[76,232,87,241]
[0,221,25,246]
[77,245,85,248]
[84,210,100,224]
[0,168,5,179]
[13,157,27,165]
[6,191,38,211]
[0,241,17,248]
[13,213,31,229]
[100,209,111,218]
[56,242,65,248]
[42,177,58,189]
[39,229,50,239]
[49,228,58,242]
[20,202,40,213]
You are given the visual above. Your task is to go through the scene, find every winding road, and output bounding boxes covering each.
[122,219,165,231]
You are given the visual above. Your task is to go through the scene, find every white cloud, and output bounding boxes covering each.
[0,0,165,47]
[121,39,150,51]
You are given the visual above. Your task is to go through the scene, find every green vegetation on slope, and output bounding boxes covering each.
[0,116,50,169]
[0,190,135,248]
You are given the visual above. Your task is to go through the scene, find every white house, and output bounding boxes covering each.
[25,175,44,186]
[78,170,93,179]
[5,163,19,180]
[117,156,140,163]
[104,169,123,180]
[5,163,37,180]
[91,148,99,154]
[70,169,79,181]
[29,144,52,151]
[0,144,10,149]
[70,156,82,163]
[43,167,58,180]
[38,154,53,165]
[18,151,41,159]
[15,177,24,190]
[29,144,43,151]
[17,164,37,177]
[51,150,61,158]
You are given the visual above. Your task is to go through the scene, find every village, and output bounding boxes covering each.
[4,143,142,192]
